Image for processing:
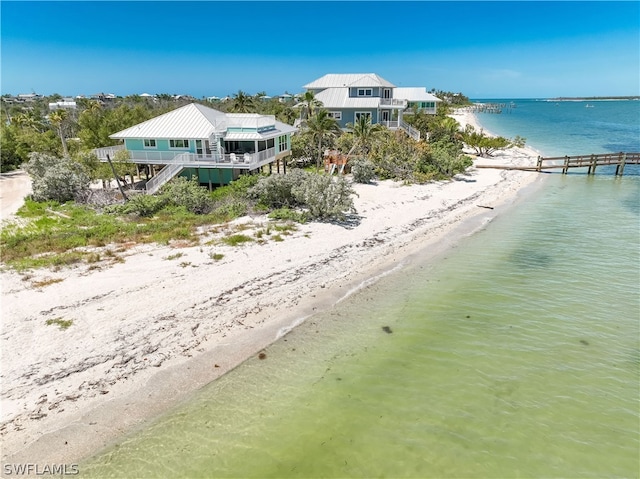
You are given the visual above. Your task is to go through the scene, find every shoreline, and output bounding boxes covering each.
[1,112,543,468]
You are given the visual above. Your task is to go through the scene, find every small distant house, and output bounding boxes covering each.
[49,98,77,111]
[90,93,116,104]
[302,73,441,140]
[17,93,42,102]
[278,93,294,103]
[94,103,296,193]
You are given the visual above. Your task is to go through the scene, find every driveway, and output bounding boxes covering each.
[0,170,32,221]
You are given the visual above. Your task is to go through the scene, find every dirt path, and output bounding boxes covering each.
[0,170,32,221]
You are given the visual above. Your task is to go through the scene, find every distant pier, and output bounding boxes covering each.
[459,102,517,114]
[475,152,640,176]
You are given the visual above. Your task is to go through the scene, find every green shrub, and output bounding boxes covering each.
[159,176,213,214]
[24,152,90,202]
[211,198,249,221]
[268,207,308,223]
[350,158,376,184]
[248,169,308,209]
[291,174,356,221]
[120,194,166,217]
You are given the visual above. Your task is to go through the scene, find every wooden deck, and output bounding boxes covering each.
[476,152,640,176]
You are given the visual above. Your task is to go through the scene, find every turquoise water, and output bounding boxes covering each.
[81,102,640,478]
[471,98,640,158]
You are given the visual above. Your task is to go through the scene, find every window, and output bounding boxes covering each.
[278,135,288,153]
[169,139,189,149]
[357,88,373,97]
[328,111,342,120]
[143,139,156,148]
[355,112,372,122]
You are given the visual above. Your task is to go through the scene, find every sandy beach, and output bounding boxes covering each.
[0,112,542,468]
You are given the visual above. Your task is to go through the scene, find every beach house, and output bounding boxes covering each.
[301,73,441,139]
[94,103,296,193]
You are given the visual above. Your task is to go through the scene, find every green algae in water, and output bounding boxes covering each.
[81,175,640,478]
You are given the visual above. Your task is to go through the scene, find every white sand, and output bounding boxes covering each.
[0,113,542,465]
[0,170,32,221]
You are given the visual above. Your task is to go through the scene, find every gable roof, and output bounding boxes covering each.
[304,73,396,89]
[110,103,227,139]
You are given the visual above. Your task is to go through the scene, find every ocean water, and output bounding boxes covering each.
[472,98,640,157]
[80,100,639,478]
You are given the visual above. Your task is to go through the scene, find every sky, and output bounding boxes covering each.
[1,1,639,99]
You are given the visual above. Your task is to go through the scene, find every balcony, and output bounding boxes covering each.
[379,98,407,107]
[379,120,399,129]
[94,145,279,169]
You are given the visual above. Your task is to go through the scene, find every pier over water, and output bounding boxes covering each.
[476,152,640,176]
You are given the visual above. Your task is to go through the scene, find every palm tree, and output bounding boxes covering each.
[13,111,44,132]
[49,109,70,157]
[299,90,323,120]
[229,90,255,113]
[345,115,384,156]
[303,109,341,171]
[278,106,297,126]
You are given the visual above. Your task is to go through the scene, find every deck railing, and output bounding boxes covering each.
[141,147,280,194]
[400,120,421,141]
[94,146,278,167]
[380,98,407,107]
[94,144,125,159]
[145,163,185,194]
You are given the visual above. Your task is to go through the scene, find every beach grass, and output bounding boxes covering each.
[0,200,238,270]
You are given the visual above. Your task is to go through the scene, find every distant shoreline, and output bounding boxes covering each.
[546,96,640,101]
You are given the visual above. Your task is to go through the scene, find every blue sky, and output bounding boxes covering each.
[1,1,639,99]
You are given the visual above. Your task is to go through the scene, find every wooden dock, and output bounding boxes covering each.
[476,152,640,176]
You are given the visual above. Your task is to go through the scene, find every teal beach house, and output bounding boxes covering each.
[94,103,296,193]
[302,73,441,140]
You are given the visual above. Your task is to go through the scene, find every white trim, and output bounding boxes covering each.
[143,139,157,149]
[357,88,373,97]
[328,111,342,120]
[355,111,372,121]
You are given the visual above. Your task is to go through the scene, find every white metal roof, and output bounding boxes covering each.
[315,88,382,109]
[304,73,396,89]
[394,87,441,103]
[225,120,296,140]
[111,103,229,140]
[110,103,296,141]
